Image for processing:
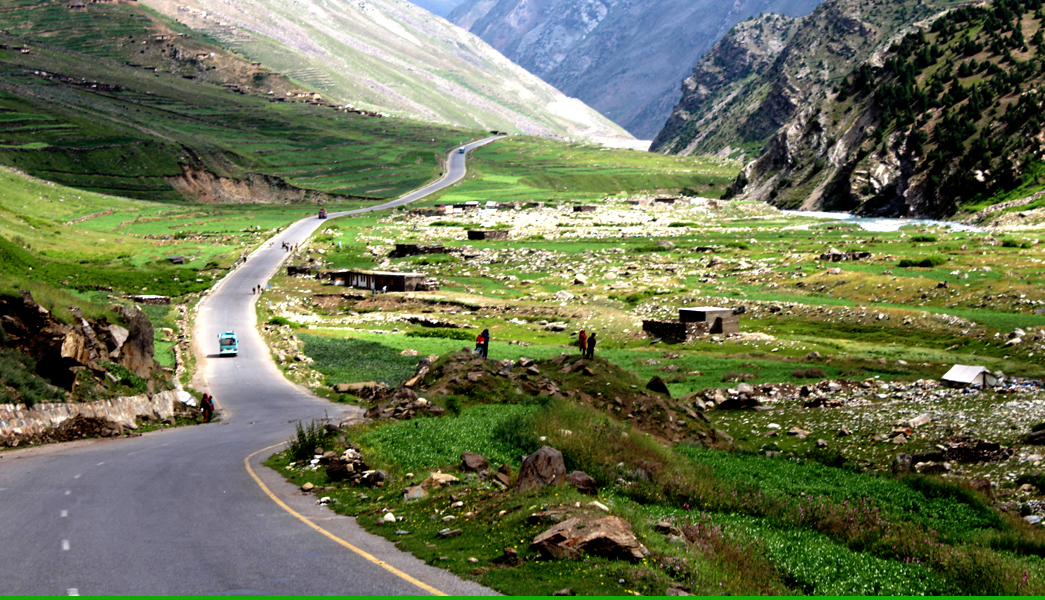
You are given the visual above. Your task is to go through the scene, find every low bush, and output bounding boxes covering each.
[100,362,148,394]
[898,255,947,268]
[268,316,291,326]
[721,370,755,382]
[791,367,827,379]
[286,419,332,462]
[910,235,937,242]
[0,348,67,407]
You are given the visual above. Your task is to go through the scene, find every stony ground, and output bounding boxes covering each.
[260,196,1045,505]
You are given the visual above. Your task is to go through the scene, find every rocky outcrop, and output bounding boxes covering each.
[530,515,649,560]
[655,0,1039,218]
[450,0,821,139]
[167,165,352,205]
[0,291,158,394]
[651,14,800,154]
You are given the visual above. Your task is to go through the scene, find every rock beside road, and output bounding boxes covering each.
[530,515,649,561]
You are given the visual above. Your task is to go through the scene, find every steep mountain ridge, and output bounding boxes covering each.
[449,0,822,139]
[652,0,1045,218]
[140,0,631,141]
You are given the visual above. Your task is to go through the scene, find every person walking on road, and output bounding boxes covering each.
[200,394,214,423]
[480,328,490,358]
[578,329,587,355]
[585,332,596,359]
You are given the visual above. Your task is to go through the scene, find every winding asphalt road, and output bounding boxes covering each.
[0,136,503,595]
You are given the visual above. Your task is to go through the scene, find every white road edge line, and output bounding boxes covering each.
[67,588,79,596]
[61,540,70,551]
[61,510,68,518]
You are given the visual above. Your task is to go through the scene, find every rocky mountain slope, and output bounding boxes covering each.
[448,0,822,139]
[140,0,630,141]
[654,0,1045,218]
[407,0,468,17]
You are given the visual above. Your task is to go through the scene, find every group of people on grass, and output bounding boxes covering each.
[472,328,595,361]
[474,328,490,358]
[577,329,596,359]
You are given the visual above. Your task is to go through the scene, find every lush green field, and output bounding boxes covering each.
[269,392,1045,595]
[424,136,739,206]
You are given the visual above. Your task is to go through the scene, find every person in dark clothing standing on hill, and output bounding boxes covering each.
[585,332,596,359]
[480,328,490,358]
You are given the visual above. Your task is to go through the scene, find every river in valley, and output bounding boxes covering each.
[783,210,984,232]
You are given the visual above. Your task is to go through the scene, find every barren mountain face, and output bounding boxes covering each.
[449,0,822,139]
[142,0,632,141]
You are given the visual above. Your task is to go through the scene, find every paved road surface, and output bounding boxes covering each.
[0,136,503,595]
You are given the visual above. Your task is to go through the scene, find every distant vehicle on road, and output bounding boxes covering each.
[318,208,327,219]
[458,148,465,154]
[218,331,238,356]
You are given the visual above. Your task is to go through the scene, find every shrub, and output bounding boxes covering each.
[721,370,755,382]
[910,235,937,242]
[286,419,332,462]
[1002,239,1030,248]
[898,255,946,268]
[725,241,749,250]
[791,367,827,379]
[668,221,695,227]
[0,348,66,408]
[268,316,291,326]
[101,362,148,394]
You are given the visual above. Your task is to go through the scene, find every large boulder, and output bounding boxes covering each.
[513,446,566,493]
[530,516,649,561]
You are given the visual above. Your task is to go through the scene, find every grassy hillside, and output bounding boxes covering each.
[0,30,474,203]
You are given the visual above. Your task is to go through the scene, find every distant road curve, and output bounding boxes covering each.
[0,136,502,596]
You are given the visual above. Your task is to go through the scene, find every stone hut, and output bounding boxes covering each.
[573,205,596,212]
[643,306,740,343]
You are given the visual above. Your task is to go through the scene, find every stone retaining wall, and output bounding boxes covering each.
[0,390,180,439]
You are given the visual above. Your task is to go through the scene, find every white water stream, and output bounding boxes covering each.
[783,210,984,232]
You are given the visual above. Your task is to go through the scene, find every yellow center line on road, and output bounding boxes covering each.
[244,443,447,597]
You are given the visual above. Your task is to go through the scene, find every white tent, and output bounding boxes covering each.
[941,365,997,388]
